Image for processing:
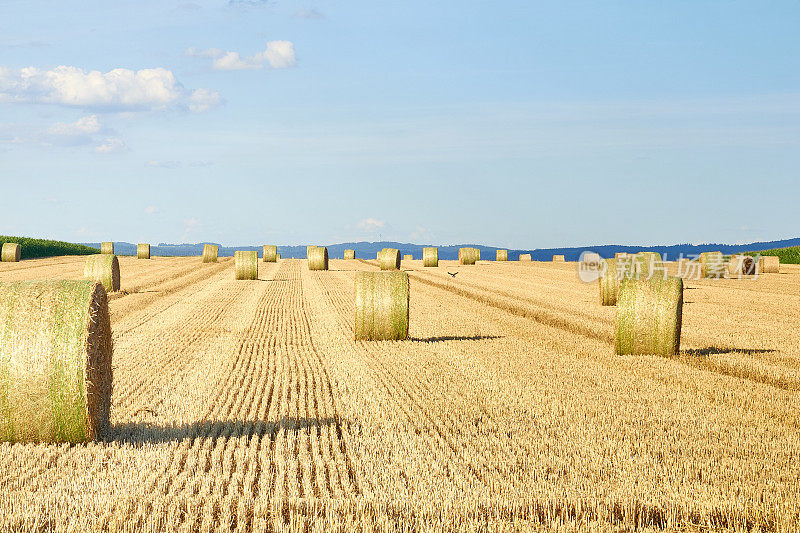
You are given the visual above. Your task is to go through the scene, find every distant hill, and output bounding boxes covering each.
[80,237,800,263]
[1,235,98,259]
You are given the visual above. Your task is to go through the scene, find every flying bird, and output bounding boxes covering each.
[447,272,458,278]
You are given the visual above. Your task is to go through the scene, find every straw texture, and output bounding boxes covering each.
[262,245,277,263]
[235,251,258,280]
[202,244,219,263]
[496,250,508,261]
[615,277,683,356]
[308,246,329,271]
[459,248,479,265]
[137,243,150,260]
[0,280,113,443]
[344,249,355,260]
[354,271,409,341]
[599,257,635,306]
[100,242,114,255]
[519,254,532,261]
[552,255,566,262]
[379,248,401,270]
[83,254,120,292]
[699,251,724,278]
[423,247,438,267]
[404,254,413,261]
[1,243,21,262]
[761,256,780,274]
[634,252,665,280]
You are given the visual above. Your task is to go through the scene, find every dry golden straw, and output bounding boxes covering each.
[0,280,112,443]
[343,249,355,260]
[1,243,21,262]
[404,254,413,261]
[202,244,219,263]
[615,277,683,356]
[699,251,724,278]
[379,248,401,270]
[308,246,329,271]
[307,245,316,259]
[459,247,479,265]
[519,253,532,261]
[552,255,566,262]
[83,254,120,292]
[599,257,635,306]
[761,256,780,274]
[101,242,114,255]
[262,245,277,263]
[496,249,508,261]
[423,247,438,267]
[615,252,631,259]
[276,253,281,260]
[634,252,665,280]
[728,255,756,276]
[235,251,258,280]
[354,271,409,341]
[137,243,150,260]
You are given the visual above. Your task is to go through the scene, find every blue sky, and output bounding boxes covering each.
[1,1,798,248]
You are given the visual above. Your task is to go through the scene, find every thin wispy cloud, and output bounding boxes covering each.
[186,41,296,71]
[0,65,221,113]
[94,138,126,153]
[146,160,181,169]
[293,9,324,20]
[356,218,385,232]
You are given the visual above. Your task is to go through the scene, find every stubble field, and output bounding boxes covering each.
[0,256,798,532]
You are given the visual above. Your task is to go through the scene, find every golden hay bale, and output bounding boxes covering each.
[599,257,635,306]
[496,249,508,261]
[423,247,438,267]
[0,280,113,443]
[307,245,316,259]
[101,242,114,255]
[404,254,413,261]
[615,277,683,356]
[262,245,277,263]
[276,254,281,260]
[728,255,756,276]
[459,247,479,265]
[354,271,409,341]
[1,243,21,262]
[519,253,532,261]
[379,248,401,270]
[308,246,329,271]
[634,252,665,280]
[84,254,120,292]
[760,255,780,274]
[614,252,631,259]
[698,251,724,278]
[344,249,355,260]
[552,254,566,262]
[202,244,219,263]
[235,251,258,280]
[137,243,150,260]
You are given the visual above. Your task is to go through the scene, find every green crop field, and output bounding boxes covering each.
[745,246,800,264]
[0,235,99,260]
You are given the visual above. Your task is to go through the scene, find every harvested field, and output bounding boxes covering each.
[0,256,799,530]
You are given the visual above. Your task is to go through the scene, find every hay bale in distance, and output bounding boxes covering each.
[519,253,532,261]
[137,243,150,260]
[423,247,438,267]
[379,248,401,270]
[0,280,113,443]
[459,247,479,265]
[552,255,566,262]
[276,254,281,260]
[262,245,277,263]
[235,251,258,280]
[354,271,409,341]
[101,242,114,255]
[496,249,508,261]
[202,244,219,263]
[615,277,683,356]
[614,252,631,259]
[761,256,780,274]
[1,242,21,262]
[308,246,329,271]
[599,257,635,306]
[84,254,120,292]
[634,252,665,280]
[404,254,413,261]
[728,255,756,276]
[699,251,725,278]
[344,249,355,260]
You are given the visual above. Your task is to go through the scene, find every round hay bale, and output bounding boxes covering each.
[101,242,114,255]
[276,253,281,260]
[0,280,112,443]
[344,249,355,260]
[599,257,635,306]
[615,277,683,356]
[354,271,409,341]
[728,255,756,276]
[84,254,120,292]
[308,246,329,271]
[262,245,277,263]
[202,244,219,263]
[698,251,724,278]
[761,256,780,274]
[459,247,479,265]
[404,254,413,261]
[1,243,21,262]
[379,248,401,270]
[137,243,150,260]
[496,249,508,261]
[614,252,631,259]
[519,253,532,261]
[235,251,258,280]
[307,245,316,259]
[423,247,438,267]
[634,252,665,280]
[552,255,566,262]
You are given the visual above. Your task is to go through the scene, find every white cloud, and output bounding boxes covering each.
[293,9,325,19]
[357,218,385,232]
[189,88,221,112]
[144,206,159,214]
[0,65,220,113]
[94,137,126,153]
[47,115,101,136]
[186,41,296,71]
